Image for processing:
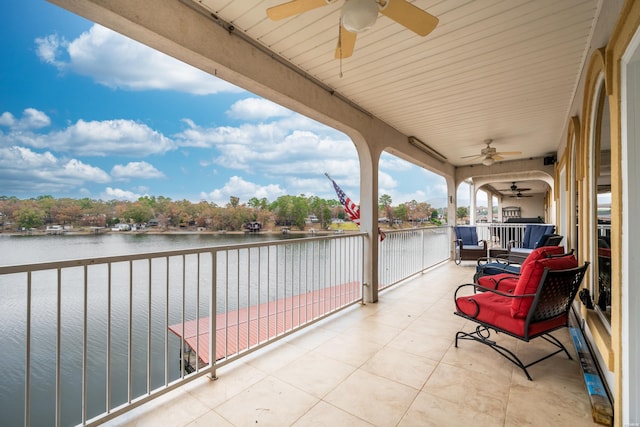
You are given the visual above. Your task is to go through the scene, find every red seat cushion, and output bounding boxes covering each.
[455,291,568,337]
[511,254,578,318]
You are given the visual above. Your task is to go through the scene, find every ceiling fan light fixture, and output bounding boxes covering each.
[482,157,495,166]
[342,0,379,33]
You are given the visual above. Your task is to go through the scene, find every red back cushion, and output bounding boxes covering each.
[519,245,565,270]
[511,254,578,318]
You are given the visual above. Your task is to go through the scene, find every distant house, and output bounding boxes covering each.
[244,221,262,233]
[111,223,131,232]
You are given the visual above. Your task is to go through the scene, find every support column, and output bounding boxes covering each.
[358,142,379,303]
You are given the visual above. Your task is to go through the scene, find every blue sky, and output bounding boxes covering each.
[0,0,466,208]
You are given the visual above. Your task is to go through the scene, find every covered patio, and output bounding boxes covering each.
[106,261,599,427]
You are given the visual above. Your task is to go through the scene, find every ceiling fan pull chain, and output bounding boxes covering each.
[338,24,344,78]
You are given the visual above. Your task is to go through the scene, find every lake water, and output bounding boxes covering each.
[0,232,311,427]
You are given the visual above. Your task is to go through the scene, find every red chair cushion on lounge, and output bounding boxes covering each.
[511,254,578,318]
[455,291,569,337]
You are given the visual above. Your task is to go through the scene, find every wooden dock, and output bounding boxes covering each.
[169,281,361,366]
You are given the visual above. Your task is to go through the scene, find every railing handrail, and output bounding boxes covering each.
[0,232,368,273]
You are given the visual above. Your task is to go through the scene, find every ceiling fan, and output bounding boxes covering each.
[508,191,533,199]
[266,0,439,59]
[461,139,522,166]
[499,182,532,193]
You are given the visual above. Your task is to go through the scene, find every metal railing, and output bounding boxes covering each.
[378,226,452,290]
[472,222,555,249]
[0,227,457,426]
[0,233,368,426]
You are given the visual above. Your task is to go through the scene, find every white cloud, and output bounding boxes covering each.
[2,117,176,157]
[111,161,165,180]
[200,176,286,206]
[0,146,110,195]
[36,24,242,95]
[226,98,292,120]
[101,187,142,201]
[0,108,51,130]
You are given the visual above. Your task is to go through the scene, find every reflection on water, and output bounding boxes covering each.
[0,232,306,427]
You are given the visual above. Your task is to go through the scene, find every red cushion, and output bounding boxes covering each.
[477,273,518,291]
[456,292,570,338]
[511,254,578,318]
[519,245,565,270]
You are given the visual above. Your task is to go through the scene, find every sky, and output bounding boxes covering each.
[0,0,470,208]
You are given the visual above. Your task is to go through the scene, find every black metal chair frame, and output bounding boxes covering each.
[454,262,589,380]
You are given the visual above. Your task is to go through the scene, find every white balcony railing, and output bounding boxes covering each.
[378,226,452,290]
[0,228,452,426]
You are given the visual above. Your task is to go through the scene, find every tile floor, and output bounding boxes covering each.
[105,261,601,427]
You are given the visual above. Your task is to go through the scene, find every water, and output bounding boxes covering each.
[0,232,308,427]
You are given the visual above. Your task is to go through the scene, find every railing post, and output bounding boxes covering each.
[209,250,217,380]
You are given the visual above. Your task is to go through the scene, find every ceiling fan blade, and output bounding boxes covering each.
[492,154,504,161]
[335,26,357,59]
[461,154,483,159]
[267,0,332,21]
[379,0,439,36]
[495,151,522,156]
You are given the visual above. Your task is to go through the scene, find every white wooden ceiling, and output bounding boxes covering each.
[190,0,600,167]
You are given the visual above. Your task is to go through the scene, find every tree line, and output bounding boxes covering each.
[0,194,439,232]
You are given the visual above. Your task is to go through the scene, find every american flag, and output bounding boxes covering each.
[325,173,385,241]
[328,175,360,224]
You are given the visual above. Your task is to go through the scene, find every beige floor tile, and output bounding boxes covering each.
[440,334,517,382]
[284,324,339,350]
[103,386,210,427]
[387,328,454,362]
[244,340,309,373]
[292,401,374,427]
[182,362,267,409]
[185,410,234,426]
[324,369,418,427]
[506,382,600,426]
[340,317,405,346]
[314,333,384,367]
[273,351,356,398]
[360,346,438,390]
[215,375,318,426]
[399,390,504,427]
[422,362,510,417]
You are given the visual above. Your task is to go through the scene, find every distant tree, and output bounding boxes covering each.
[393,204,408,222]
[123,203,154,224]
[14,206,44,229]
[378,194,392,210]
[457,206,469,220]
[228,196,240,208]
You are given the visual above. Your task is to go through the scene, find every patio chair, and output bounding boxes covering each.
[473,243,566,283]
[454,226,487,265]
[508,224,560,256]
[454,254,589,380]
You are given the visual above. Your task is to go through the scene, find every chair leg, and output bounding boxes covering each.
[455,326,571,381]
